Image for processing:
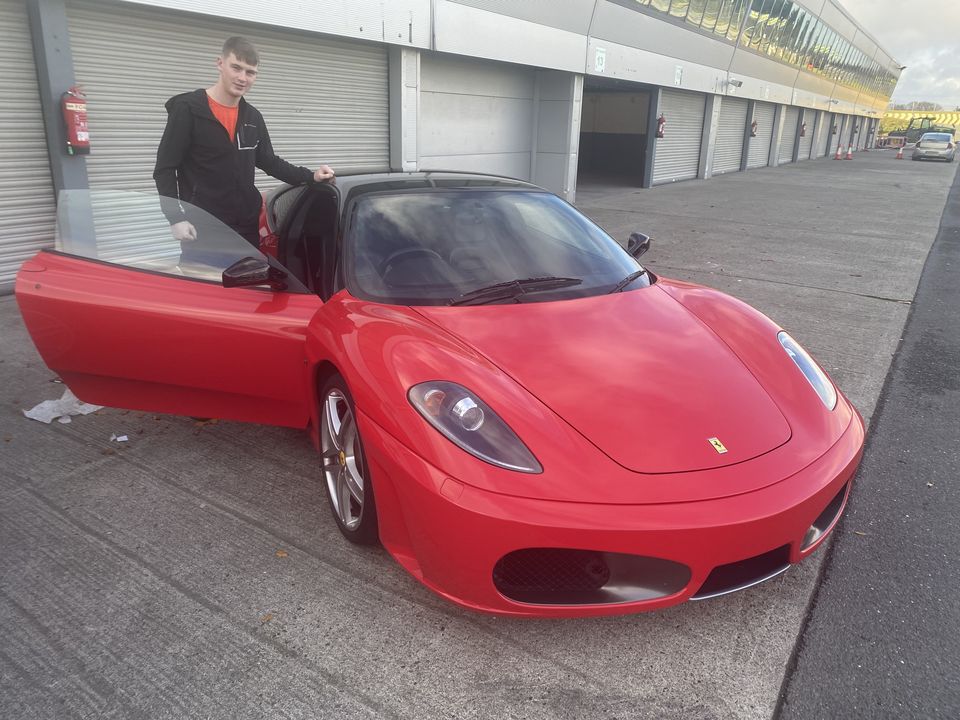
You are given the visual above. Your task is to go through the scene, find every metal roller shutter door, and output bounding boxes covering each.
[1,0,57,294]
[826,113,841,156]
[778,106,800,164]
[652,90,705,184]
[797,109,814,160]
[747,102,775,168]
[67,1,389,262]
[68,1,388,191]
[712,97,748,175]
[838,115,851,152]
[814,111,828,158]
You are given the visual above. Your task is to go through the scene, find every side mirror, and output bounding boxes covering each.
[222,256,288,290]
[626,232,651,259]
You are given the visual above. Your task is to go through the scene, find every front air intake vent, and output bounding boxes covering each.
[493,548,690,606]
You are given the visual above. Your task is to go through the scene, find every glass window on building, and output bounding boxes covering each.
[767,0,792,58]
[701,0,722,31]
[715,0,734,36]
[784,7,805,64]
[757,0,782,55]
[686,0,707,27]
[669,0,691,20]
[777,5,800,63]
[798,14,816,66]
[804,21,826,72]
[739,0,762,46]
[726,0,749,42]
[750,0,776,51]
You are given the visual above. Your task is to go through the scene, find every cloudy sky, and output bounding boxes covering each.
[841,0,960,109]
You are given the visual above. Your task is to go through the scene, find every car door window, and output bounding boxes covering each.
[54,189,309,293]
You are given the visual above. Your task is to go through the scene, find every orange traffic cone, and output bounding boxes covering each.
[834,145,843,160]
[895,145,904,159]
[844,145,853,159]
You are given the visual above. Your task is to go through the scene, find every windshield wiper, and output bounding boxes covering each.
[609,269,648,294]
[449,276,582,306]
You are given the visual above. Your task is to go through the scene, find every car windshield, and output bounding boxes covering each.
[920,133,951,143]
[344,190,649,305]
[53,189,306,289]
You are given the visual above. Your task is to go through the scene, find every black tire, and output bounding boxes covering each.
[319,374,379,544]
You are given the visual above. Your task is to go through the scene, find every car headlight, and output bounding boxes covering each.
[408,381,542,473]
[778,332,837,410]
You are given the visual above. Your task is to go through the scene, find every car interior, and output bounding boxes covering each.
[265,184,626,304]
[266,184,339,297]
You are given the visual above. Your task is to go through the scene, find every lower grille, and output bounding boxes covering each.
[493,548,690,605]
[802,482,850,550]
[692,545,791,600]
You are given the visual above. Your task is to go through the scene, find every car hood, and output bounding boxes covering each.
[414,285,792,474]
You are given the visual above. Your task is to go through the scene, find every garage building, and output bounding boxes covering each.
[2,0,899,293]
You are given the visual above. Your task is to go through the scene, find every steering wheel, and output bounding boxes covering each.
[378,247,444,276]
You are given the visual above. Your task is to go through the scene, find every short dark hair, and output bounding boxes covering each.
[222,36,259,66]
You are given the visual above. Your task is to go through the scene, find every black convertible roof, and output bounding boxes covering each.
[320,170,541,197]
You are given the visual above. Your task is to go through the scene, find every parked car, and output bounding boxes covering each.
[911,132,956,162]
[15,173,865,617]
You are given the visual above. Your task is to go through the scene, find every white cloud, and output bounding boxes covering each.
[841,0,960,108]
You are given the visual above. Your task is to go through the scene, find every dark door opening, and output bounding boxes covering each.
[578,86,651,189]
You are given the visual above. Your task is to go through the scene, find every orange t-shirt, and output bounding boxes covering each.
[207,94,239,142]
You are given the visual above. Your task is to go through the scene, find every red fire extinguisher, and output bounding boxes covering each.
[655,113,666,139]
[61,86,90,155]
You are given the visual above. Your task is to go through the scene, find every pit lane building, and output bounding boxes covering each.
[2,0,900,293]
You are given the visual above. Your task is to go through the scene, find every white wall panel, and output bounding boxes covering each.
[449,0,595,35]
[587,37,726,96]
[589,2,735,71]
[419,54,535,179]
[435,1,587,73]
[120,0,431,48]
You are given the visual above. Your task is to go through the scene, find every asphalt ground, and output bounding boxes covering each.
[777,160,960,717]
[1,149,957,719]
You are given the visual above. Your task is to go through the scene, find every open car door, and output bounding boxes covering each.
[15,190,322,428]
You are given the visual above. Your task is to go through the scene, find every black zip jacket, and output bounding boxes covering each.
[153,89,313,230]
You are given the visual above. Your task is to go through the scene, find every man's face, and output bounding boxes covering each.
[216,53,258,99]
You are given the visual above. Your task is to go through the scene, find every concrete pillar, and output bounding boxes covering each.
[27,0,89,194]
[698,94,721,180]
[740,100,756,172]
[769,104,785,167]
[810,110,824,159]
[792,109,805,162]
[531,71,583,202]
[642,87,663,189]
[389,46,420,172]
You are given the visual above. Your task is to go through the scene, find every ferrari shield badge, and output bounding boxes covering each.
[708,437,728,454]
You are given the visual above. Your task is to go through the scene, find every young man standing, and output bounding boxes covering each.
[153,36,334,250]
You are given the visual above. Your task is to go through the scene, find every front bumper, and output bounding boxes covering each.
[359,410,865,617]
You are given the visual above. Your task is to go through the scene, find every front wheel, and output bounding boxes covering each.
[320,374,379,544]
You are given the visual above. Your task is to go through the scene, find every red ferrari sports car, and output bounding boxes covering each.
[16,173,864,617]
